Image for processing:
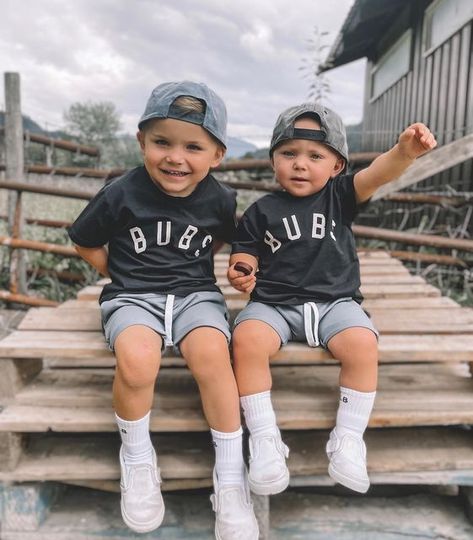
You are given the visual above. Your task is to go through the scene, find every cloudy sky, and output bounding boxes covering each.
[0,0,365,147]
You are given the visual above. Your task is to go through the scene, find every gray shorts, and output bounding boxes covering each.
[101,291,231,351]
[234,297,378,349]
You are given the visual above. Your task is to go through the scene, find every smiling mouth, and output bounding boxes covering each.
[160,169,189,177]
[291,177,308,182]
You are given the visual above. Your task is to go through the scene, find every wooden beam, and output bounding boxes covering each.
[4,72,27,295]
[372,133,473,200]
[384,192,472,207]
[353,224,473,252]
[0,235,78,257]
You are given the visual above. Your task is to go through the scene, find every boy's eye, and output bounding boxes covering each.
[281,150,295,157]
[187,144,203,151]
[153,139,168,146]
[311,153,323,160]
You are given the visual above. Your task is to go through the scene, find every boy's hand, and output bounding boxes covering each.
[398,123,437,160]
[227,263,256,294]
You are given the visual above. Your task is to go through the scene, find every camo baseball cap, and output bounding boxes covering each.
[269,103,348,168]
[138,81,227,147]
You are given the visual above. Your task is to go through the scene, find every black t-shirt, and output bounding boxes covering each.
[68,166,237,303]
[232,174,363,304]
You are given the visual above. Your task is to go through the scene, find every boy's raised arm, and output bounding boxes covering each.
[354,123,437,204]
[74,244,110,277]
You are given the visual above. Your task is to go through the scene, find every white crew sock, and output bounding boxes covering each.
[335,386,376,438]
[211,427,245,487]
[115,411,155,466]
[240,390,279,437]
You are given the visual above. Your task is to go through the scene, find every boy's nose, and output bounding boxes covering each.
[293,157,307,170]
[166,149,184,164]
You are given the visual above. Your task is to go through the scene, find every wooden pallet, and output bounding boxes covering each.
[0,250,472,538]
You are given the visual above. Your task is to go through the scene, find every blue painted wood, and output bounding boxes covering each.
[1,483,63,531]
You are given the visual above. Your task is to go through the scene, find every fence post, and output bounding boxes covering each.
[4,72,27,295]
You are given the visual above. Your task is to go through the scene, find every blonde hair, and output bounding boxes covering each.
[172,95,205,114]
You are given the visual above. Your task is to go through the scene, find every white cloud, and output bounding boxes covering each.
[0,0,362,144]
[240,22,275,59]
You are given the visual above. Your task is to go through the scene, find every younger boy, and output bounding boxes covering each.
[68,81,258,539]
[228,103,436,495]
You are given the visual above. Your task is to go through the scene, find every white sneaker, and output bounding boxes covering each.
[326,429,370,493]
[248,431,290,495]
[119,446,165,533]
[211,468,259,540]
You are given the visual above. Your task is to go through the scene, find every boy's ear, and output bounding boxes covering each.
[136,130,145,152]
[331,157,345,177]
[210,146,226,168]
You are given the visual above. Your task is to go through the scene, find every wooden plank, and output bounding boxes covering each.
[273,335,473,363]
[60,295,459,312]
[372,133,473,200]
[19,308,102,331]
[1,331,473,362]
[1,428,472,487]
[18,307,473,334]
[0,358,43,401]
[1,364,472,432]
[232,296,460,311]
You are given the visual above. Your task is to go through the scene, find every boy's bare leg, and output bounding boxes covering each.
[327,326,378,392]
[232,320,281,396]
[112,325,164,533]
[180,326,259,538]
[113,325,162,419]
[232,320,290,496]
[325,327,378,494]
[180,326,240,430]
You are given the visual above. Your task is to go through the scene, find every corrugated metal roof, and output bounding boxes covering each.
[319,0,411,72]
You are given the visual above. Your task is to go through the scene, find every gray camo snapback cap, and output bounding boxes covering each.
[270,103,348,167]
[138,81,227,147]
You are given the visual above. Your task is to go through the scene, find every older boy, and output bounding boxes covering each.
[69,81,258,539]
[228,103,436,495]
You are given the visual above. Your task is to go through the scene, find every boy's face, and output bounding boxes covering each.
[272,117,345,197]
[137,118,225,197]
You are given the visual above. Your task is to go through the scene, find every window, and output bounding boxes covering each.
[424,0,473,54]
[371,30,412,99]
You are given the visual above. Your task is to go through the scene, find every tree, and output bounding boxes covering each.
[300,27,332,102]
[63,101,121,145]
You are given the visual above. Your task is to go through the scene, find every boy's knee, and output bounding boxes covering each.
[233,321,271,352]
[115,343,161,389]
[329,327,378,362]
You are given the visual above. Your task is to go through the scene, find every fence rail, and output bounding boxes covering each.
[0,128,100,157]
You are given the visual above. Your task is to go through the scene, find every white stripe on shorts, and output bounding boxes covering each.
[164,294,175,346]
[303,301,320,347]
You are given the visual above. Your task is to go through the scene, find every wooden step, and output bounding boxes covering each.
[1,427,472,489]
[1,330,472,364]
[17,306,473,334]
[0,364,472,432]
[60,295,460,311]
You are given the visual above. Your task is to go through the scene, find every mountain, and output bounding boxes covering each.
[225,136,257,159]
[0,112,44,133]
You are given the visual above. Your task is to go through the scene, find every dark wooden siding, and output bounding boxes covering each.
[361,1,472,192]
[358,1,473,234]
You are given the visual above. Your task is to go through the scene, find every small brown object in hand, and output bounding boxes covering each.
[234,261,253,275]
